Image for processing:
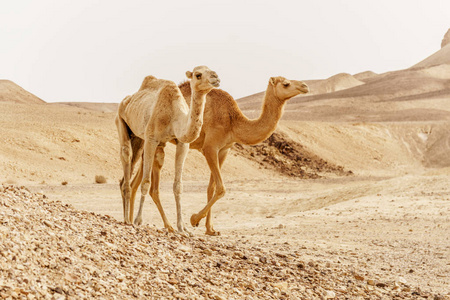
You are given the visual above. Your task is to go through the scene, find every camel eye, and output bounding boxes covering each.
[196,74,202,80]
[283,82,290,87]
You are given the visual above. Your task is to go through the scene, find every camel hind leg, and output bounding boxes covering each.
[204,148,229,235]
[115,115,133,224]
[190,145,226,232]
[134,138,159,226]
[124,135,144,222]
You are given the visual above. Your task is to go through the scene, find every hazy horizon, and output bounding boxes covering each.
[1,0,449,102]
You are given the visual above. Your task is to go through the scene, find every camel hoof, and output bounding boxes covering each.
[205,230,221,236]
[179,229,193,238]
[190,214,200,227]
[134,217,143,226]
[177,225,193,237]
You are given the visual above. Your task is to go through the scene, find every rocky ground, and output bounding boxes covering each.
[234,132,352,179]
[1,184,448,300]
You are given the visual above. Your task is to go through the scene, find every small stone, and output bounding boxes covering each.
[398,277,407,285]
[211,293,226,300]
[177,245,191,253]
[376,282,386,288]
[203,249,213,256]
[168,278,178,285]
[354,274,364,281]
[367,279,376,286]
[43,220,53,228]
[324,290,336,299]
[272,282,288,292]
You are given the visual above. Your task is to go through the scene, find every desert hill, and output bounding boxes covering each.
[0,80,45,104]
[54,101,118,113]
[353,70,378,82]
[241,65,450,124]
[308,73,364,95]
[412,43,450,69]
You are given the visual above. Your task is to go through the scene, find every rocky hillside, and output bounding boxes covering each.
[0,184,443,299]
[234,132,352,179]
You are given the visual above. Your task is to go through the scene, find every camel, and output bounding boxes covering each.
[126,76,309,235]
[115,65,220,234]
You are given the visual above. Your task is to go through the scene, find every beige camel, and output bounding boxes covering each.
[115,65,220,234]
[127,76,309,235]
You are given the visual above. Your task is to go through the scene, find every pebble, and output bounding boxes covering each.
[398,276,407,284]
[202,249,213,256]
[354,274,364,281]
[324,290,336,299]
[177,245,191,253]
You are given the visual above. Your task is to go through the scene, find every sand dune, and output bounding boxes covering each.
[0,80,45,104]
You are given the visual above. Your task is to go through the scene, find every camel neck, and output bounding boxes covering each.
[233,85,285,145]
[176,89,207,143]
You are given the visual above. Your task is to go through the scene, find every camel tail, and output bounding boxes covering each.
[119,121,145,190]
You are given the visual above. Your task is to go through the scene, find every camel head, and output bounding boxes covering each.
[270,76,309,101]
[186,65,220,93]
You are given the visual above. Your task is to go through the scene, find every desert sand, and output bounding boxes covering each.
[0,32,449,299]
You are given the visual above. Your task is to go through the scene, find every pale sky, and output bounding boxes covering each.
[1,0,449,102]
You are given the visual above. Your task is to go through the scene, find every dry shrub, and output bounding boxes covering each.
[95,175,107,184]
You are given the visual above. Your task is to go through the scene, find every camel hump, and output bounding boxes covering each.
[138,75,158,91]
[159,81,182,102]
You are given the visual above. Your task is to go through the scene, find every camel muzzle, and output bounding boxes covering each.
[210,78,220,88]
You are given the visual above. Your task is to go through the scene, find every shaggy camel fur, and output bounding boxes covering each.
[116,66,220,233]
[128,76,309,235]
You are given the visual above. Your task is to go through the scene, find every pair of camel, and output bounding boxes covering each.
[116,65,309,235]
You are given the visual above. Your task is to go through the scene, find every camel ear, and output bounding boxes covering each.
[186,71,193,79]
[270,77,279,86]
